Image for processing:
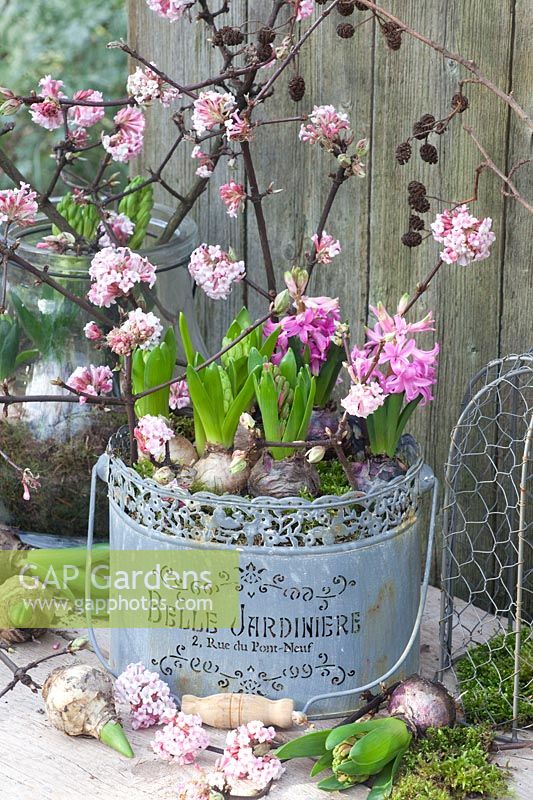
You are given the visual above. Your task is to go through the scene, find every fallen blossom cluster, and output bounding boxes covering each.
[216,720,284,790]
[431,204,496,266]
[102,106,146,163]
[152,711,210,764]
[88,246,156,307]
[106,309,163,356]
[127,65,180,107]
[188,243,246,300]
[115,661,176,729]
[0,182,38,227]
[265,294,341,375]
[66,364,114,404]
[134,415,176,461]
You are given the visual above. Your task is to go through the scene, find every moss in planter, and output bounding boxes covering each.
[455,629,533,727]
[391,725,510,800]
[299,459,352,499]
[0,413,126,537]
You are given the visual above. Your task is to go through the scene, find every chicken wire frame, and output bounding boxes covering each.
[438,353,533,740]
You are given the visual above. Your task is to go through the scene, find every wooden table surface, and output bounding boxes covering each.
[0,586,531,800]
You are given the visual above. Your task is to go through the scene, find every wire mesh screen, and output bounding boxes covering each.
[438,353,533,738]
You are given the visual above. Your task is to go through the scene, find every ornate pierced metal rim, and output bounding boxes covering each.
[107,432,424,512]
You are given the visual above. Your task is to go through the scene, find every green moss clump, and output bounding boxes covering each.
[300,459,353,499]
[391,725,510,800]
[170,413,195,441]
[455,629,533,727]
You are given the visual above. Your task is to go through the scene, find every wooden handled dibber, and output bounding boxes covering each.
[181,693,307,729]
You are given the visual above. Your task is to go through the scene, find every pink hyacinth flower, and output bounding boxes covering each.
[0,182,38,227]
[219,181,247,218]
[66,365,113,404]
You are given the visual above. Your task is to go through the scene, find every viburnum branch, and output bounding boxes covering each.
[402,259,444,317]
[0,641,87,700]
[353,0,533,130]
[123,354,138,464]
[463,126,533,214]
[0,392,124,408]
[111,41,199,100]
[240,141,277,296]
[307,166,347,277]
[0,148,80,238]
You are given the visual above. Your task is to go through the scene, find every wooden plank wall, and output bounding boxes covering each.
[128,0,532,584]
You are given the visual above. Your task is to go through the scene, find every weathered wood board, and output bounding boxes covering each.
[0,587,531,800]
[128,1,533,586]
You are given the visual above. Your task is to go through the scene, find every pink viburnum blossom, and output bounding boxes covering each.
[311,231,341,264]
[191,90,235,135]
[0,182,38,227]
[170,379,190,410]
[98,211,135,248]
[431,204,495,266]
[265,295,341,375]
[68,89,105,128]
[188,244,245,300]
[225,112,255,142]
[191,145,214,178]
[134,415,175,460]
[88,246,156,307]
[299,104,351,150]
[216,721,284,790]
[340,381,385,419]
[152,711,210,764]
[106,309,162,356]
[102,106,145,163]
[146,0,193,21]
[115,662,176,729]
[83,321,103,341]
[292,0,315,21]
[66,365,113,404]
[349,299,439,406]
[127,65,180,107]
[177,772,222,800]
[29,76,64,130]
[21,469,40,502]
[219,181,247,218]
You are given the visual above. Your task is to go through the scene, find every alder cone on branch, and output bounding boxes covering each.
[258,26,276,44]
[402,230,423,248]
[382,21,402,51]
[395,141,412,164]
[420,142,438,164]
[408,195,431,213]
[409,214,425,231]
[289,75,306,102]
[451,92,469,112]
[407,180,427,198]
[337,22,355,38]
[220,26,245,46]
[338,1,355,16]
[412,113,436,139]
[354,1,370,9]
[256,43,273,63]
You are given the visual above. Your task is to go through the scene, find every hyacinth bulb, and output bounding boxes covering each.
[193,446,249,495]
[248,452,320,498]
[42,664,134,758]
[387,674,457,734]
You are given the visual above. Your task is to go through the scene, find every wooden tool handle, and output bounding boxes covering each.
[181,693,296,729]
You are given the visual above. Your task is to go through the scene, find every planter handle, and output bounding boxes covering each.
[302,467,438,715]
[86,459,117,676]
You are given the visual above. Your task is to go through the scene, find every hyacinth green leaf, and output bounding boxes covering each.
[218,366,234,413]
[202,363,225,422]
[385,391,404,456]
[297,372,316,440]
[222,367,260,447]
[14,348,39,369]
[275,729,331,761]
[282,380,305,446]
[163,327,177,369]
[10,291,48,350]
[316,776,352,792]
[260,325,281,360]
[179,312,197,366]
[314,342,345,408]
[347,721,411,775]
[186,366,222,443]
[247,346,265,375]
[279,348,298,387]
[0,319,19,380]
[310,750,334,777]
[366,746,409,800]
[395,395,422,446]
[144,343,171,416]
[325,719,388,751]
[227,359,239,397]
[254,371,281,441]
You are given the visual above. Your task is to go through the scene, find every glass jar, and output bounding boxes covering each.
[0,206,199,537]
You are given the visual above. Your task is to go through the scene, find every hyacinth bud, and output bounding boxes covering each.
[306,446,326,464]
[284,267,308,298]
[274,288,291,315]
[239,412,256,430]
[230,450,248,474]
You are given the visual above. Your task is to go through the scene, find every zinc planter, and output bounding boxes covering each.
[0,208,199,537]
[90,433,437,717]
